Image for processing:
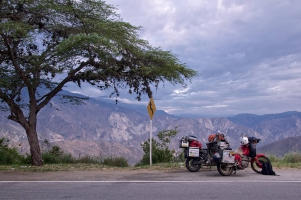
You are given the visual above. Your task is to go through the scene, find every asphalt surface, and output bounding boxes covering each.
[1,167,301,200]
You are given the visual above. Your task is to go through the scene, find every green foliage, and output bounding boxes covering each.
[42,146,74,164]
[0,138,128,167]
[267,154,278,163]
[157,128,178,147]
[283,152,301,163]
[0,0,197,166]
[0,137,27,165]
[136,127,179,166]
[267,152,301,168]
[173,151,185,163]
[103,156,129,167]
[76,155,102,164]
[0,0,197,108]
[268,152,301,164]
[41,149,130,167]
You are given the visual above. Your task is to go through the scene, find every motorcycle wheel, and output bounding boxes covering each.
[251,156,271,173]
[217,163,234,176]
[185,157,202,172]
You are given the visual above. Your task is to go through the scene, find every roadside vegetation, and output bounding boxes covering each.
[0,137,129,171]
[1,136,301,172]
[0,128,184,171]
[267,152,301,168]
[135,127,184,166]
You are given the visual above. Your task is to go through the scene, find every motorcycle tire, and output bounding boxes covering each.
[251,155,271,173]
[185,157,202,172]
[217,163,234,176]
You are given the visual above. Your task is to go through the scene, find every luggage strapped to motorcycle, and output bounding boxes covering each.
[208,133,226,143]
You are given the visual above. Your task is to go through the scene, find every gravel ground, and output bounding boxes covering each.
[1,167,301,181]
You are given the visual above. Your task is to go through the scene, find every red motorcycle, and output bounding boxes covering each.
[216,136,270,176]
[179,133,231,172]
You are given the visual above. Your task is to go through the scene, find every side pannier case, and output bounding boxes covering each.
[188,147,199,157]
[179,136,189,148]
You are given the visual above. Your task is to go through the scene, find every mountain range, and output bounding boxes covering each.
[1,90,301,165]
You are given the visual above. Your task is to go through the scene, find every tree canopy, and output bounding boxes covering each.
[0,0,198,166]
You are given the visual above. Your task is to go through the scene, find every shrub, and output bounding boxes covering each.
[267,154,279,163]
[103,156,129,167]
[42,146,74,164]
[0,147,25,165]
[137,127,179,166]
[283,152,301,163]
[0,137,26,165]
[172,151,185,163]
[76,155,102,164]
[0,138,131,167]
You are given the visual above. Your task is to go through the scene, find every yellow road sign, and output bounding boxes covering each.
[147,98,156,120]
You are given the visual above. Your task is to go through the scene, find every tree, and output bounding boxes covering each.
[138,127,179,165]
[0,0,198,166]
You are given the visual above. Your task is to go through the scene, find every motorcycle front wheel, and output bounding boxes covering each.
[217,163,234,176]
[251,156,271,173]
[185,157,202,172]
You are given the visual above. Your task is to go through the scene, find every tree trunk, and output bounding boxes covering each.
[26,128,43,166]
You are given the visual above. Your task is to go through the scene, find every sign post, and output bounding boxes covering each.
[147,97,156,166]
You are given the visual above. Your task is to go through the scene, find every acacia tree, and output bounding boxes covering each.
[0,0,198,166]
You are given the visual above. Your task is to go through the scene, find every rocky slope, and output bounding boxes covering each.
[257,136,301,156]
[1,92,301,164]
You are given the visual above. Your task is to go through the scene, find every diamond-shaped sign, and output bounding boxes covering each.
[147,98,156,120]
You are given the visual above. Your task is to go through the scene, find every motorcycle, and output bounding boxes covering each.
[215,136,270,176]
[179,134,231,172]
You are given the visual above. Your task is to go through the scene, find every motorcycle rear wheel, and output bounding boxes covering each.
[217,163,234,176]
[185,157,202,172]
[251,156,270,173]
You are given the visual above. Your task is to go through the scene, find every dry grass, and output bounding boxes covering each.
[0,162,186,172]
[1,159,300,172]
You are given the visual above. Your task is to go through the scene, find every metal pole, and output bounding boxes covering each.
[150,119,152,166]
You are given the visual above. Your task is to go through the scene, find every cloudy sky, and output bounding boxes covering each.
[68,0,301,118]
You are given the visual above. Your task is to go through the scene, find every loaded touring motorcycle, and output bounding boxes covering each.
[179,133,270,176]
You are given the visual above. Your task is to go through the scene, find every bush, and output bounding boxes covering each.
[137,127,179,166]
[267,154,279,163]
[172,151,185,163]
[0,147,25,165]
[76,155,102,164]
[283,152,301,163]
[0,137,26,165]
[103,156,129,167]
[266,152,301,168]
[0,138,131,167]
[42,146,74,164]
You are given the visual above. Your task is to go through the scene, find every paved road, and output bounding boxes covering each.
[1,168,301,200]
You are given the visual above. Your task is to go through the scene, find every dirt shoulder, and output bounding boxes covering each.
[1,167,301,181]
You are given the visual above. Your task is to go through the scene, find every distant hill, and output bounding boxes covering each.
[1,89,301,164]
[95,97,180,118]
[227,111,301,128]
[227,111,301,143]
[258,136,301,156]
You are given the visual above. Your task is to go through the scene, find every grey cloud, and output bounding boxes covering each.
[65,0,301,117]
